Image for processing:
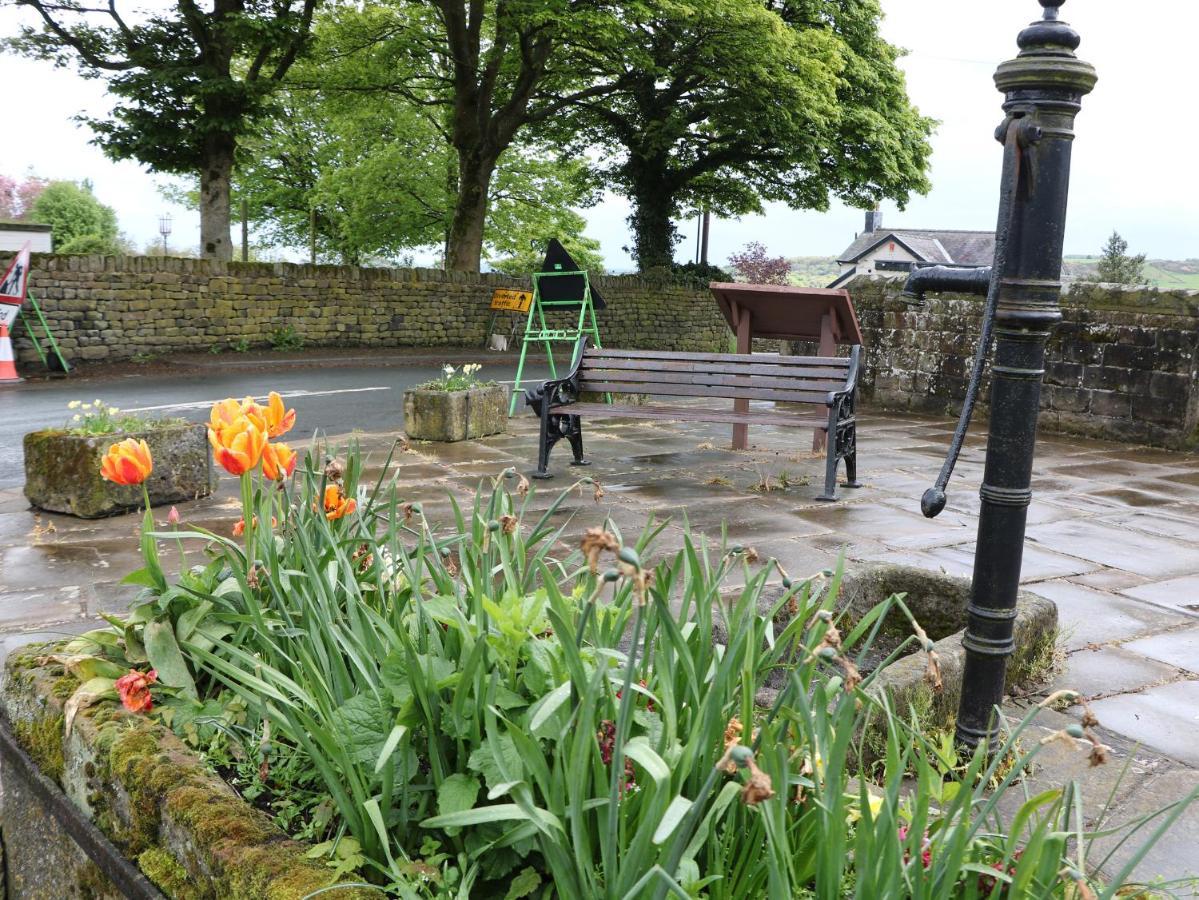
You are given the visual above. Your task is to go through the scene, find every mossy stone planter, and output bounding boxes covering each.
[403,385,507,442]
[24,423,215,518]
[743,565,1057,742]
[0,646,374,899]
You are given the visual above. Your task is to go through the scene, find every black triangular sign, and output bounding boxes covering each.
[536,238,605,310]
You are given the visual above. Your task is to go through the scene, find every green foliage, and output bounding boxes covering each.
[69,436,1198,897]
[29,181,120,253]
[490,233,604,278]
[556,0,935,268]
[268,325,305,352]
[1096,231,1147,285]
[417,363,490,392]
[64,398,174,435]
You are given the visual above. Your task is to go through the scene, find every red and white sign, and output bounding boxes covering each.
[0,242,32,329]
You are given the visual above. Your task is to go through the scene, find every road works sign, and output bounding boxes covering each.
[0,242,31,329]
[489,288,533,312]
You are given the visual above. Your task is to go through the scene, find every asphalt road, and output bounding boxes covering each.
[0,356,552,489]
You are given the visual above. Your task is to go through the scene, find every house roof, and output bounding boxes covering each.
[836,228,995,267]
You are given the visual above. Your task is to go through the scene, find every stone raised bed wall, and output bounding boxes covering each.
[15,255,1199,447]
[0,645,374,899]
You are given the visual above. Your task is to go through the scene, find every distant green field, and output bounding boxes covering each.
[786,254,1199,290]
[1063,256,1199,289]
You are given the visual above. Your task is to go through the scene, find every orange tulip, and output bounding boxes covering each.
[100,438,153,486]
[264,392,296,438]
[323,484,357,521]
[115,669,157,714]
[261,441,297,481]
[208,416,267,476]
[233,515,277,536]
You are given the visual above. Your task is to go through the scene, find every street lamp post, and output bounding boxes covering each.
[956,0,1097,749]
[158,214,173,256]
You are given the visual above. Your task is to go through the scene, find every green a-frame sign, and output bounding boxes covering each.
[507,239,605,415]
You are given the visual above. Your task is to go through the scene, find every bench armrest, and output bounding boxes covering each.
[524,336,590,413]
[825,344,862,406]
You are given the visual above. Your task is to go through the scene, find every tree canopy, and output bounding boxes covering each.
[28,180,122,254]
[556,0,935,268]
[1097,231,1146,285]
[9,0,321,259]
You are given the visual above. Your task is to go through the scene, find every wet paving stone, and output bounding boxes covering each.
[0,588,87,629]
[1120,627,1199,674]
[1026,519,1199,579]
[1087,679,1199,768]
[1026,581,1192,650]
[1052,645,1185,701]
[1120,574,1199,614]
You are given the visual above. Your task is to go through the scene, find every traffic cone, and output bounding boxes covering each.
[0,323,23,384]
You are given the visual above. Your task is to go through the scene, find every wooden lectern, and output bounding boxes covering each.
[709,283,864,452]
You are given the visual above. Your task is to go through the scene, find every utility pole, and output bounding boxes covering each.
[309,207,316,265]
[241,199,248,262]
[700,207,710,266]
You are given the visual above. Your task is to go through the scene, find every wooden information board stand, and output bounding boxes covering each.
[708,283,863,452]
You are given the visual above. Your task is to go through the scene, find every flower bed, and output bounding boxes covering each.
[3,391,1192,897]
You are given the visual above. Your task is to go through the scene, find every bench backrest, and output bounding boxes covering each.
[576,346,857,406]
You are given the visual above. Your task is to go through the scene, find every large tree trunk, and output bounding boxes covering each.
[628,170,678,271]
[200,135,235,260]
[445,151,495,272]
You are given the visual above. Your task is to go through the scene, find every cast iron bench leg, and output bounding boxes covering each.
[566,415,590,467]
[533,401,554,479]
[844,425,862,489]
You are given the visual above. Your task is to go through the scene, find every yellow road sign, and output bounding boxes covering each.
[490,288,533,312]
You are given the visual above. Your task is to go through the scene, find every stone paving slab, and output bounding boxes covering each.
[1025,581,1194,651]
[1087,680,1199,768]
[1121,628,1199,674]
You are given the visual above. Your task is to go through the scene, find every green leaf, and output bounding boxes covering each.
[504,867,542,900]
[421,803,538,829]
[174,600,212,644]
[121,567,161,588]
[528,680,571,733]
[437,773,480,818]
[653,795,692,845]
[373,724,407,775]
[143,619,195,697]
[623,737,670,786]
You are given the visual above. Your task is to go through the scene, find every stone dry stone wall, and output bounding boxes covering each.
[849,276,1199,450]
[17,254,727,364]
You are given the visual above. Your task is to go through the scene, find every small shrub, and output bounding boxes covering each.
[417,362,492,391]
[269,325,304,352]
[63,399,178,435]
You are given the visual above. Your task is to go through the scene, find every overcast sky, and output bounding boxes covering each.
[3,0,1196,270]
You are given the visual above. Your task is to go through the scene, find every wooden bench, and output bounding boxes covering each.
[524,339,863,501]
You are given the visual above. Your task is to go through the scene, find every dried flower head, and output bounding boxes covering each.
[740,757,775,806]
[516,473,531,498]
[499,514,519,535]
[324,457,345,482]
[593,481,605,503]
[925,649,943,693]
[1081,704,1099,729]
[581,527,619,574]
[744,547,760,564]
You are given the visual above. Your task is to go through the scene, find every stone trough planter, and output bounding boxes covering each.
[403,385,507,442]
[747,564,1057,749]
[0,646,374,899]
[24,423,215,518]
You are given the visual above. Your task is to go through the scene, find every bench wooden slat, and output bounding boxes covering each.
[587,348,850,367]
[551,402,833,429]
[579,358,852,380]
[577,381,832,405]
[580,367,846,393]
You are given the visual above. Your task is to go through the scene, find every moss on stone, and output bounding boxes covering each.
[14,712,66,782]
[138,847,205,900]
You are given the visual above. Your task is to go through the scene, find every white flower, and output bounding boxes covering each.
[94,398,103,406]
[442,364,455,376]
[67,400,81,409]
[108,407,120,414]
[72,414,81,421]
[464,363,481,375]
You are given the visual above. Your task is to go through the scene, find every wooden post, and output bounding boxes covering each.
[241,199,248,262]
[732,301,751,450]
[811,311,836,453]
[309,207,316,264]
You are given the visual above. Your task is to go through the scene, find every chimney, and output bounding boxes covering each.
[865,207,883,233]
